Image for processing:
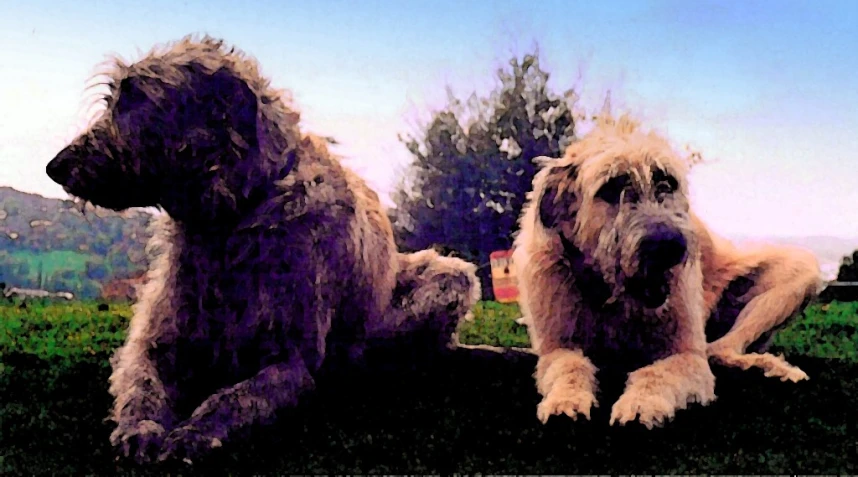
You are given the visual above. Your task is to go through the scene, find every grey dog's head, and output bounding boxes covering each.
[46,35,298,226]
[533,115,698,309]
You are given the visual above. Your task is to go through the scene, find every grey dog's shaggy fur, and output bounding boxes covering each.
[45,35,481,465]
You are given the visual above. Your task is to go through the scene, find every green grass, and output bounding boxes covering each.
[0,300,856,474]
[0,300,131,358]
[1,300,856,368]
[457,301,531,348]
[457,300,858,363]
[769,301,858,361]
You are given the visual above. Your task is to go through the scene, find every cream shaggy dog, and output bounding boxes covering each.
[512,114,822,429]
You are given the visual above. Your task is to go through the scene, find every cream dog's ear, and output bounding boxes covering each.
[531,155,557,168]
[536,163,579,230]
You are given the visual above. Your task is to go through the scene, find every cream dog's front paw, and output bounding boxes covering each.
[536,386,598,423]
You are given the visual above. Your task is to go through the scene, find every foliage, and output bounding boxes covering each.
[819,249,858,302]
[85,259,110,281]
[10,250,90,277]
[0,187,152,298]
[0,251,31,287]
[389,49,581,299]
[835,250,858,281]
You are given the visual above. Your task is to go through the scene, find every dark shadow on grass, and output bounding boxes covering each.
[1,346,856,475]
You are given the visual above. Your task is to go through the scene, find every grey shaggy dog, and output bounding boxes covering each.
[45,35,481,465]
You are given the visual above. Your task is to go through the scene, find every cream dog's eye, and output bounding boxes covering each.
[655,181,673,197]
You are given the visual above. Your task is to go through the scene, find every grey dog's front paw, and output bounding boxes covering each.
[156,424,223,465]
[111,419,166,464]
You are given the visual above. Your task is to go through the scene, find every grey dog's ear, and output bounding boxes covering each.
[537,162,579,229]
[113,75,154,116]
[206,68,260,149]
[114,68,260,150]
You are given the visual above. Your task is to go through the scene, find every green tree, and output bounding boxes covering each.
[389,49,580,299]
[106,248,137,280]
[45,269,78,294]
[85,260,109,281]
[836,251,858,282]
[78,279,103,300]
[820,250,858,302]
[0,251,31,287]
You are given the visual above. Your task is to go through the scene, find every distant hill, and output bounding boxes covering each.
[730,235,858,280]
[0,187,153,299]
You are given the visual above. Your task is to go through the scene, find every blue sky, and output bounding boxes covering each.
[1,0,856,238]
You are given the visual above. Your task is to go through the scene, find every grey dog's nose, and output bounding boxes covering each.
[639,223,687,270]
[46,147,74,184]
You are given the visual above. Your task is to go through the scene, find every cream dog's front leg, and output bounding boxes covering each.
[535,348,600,423]
[609,351,715,428]
[611,273,716,428]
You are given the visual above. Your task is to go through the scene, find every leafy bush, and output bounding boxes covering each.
[819,249,858,302]
[389,50,581,300]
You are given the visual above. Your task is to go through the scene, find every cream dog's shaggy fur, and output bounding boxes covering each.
[512,114,822,429]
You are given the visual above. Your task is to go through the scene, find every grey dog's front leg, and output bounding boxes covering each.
[368,249,480,349]
[156,350,315,463]
[108,342,177,463]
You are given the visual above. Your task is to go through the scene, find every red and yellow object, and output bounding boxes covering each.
[490,249,519,303]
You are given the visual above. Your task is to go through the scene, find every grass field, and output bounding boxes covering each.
[4,300,855,366]
[457,300,858,362]
[0,299,856,474]
[8,249,92,283]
